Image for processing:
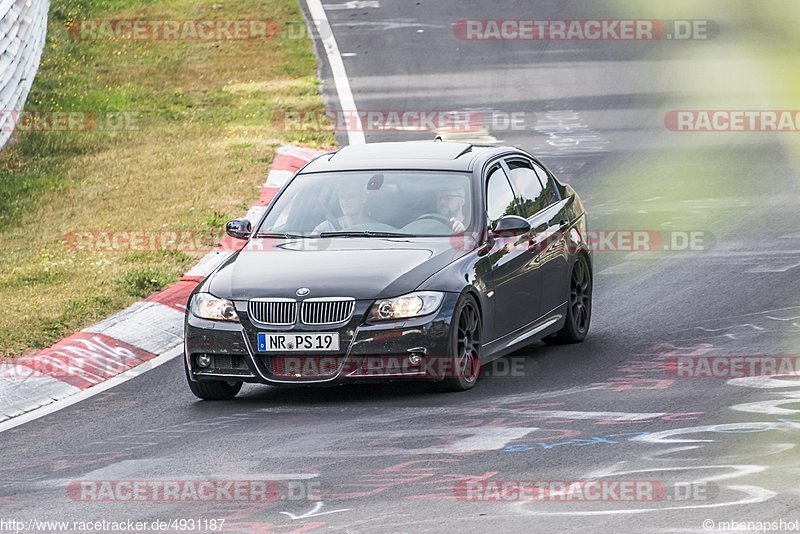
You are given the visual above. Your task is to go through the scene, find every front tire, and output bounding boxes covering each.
[433,294,482,392]
[185,358,242,400]
[543,254,592,345]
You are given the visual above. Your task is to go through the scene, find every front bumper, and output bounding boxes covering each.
[184,293,459,386]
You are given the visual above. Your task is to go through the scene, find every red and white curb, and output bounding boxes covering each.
[0,145,323,427]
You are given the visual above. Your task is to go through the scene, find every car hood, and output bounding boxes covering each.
[206,237,465,301]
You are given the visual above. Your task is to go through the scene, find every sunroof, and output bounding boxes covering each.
[330,141,472,161]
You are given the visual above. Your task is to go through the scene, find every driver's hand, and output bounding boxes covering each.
[451,219,466,233]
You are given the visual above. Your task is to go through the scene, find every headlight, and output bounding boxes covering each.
[190,293,239,322]
[367,291,444,321]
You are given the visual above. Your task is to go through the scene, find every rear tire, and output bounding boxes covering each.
[543,254,592,345]
[185,358,242,400]
[433,294,482,392]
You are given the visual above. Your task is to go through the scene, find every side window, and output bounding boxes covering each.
[505,159,546,218]
[486,165,518,228]
[532,162,559,208]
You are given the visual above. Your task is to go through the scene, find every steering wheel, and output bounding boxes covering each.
[414,213,453,227]
[322,206,342,231]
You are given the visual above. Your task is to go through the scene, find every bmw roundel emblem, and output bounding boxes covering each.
[296,287,310,296]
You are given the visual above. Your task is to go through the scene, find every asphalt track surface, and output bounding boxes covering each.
[3,1,800,533]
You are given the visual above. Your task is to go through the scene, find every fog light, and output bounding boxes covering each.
[408,353,423,366]
[196,354,212,368]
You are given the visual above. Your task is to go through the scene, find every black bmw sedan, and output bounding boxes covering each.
[184,141,592,399]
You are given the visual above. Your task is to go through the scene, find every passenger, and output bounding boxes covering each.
[436,186,467,232]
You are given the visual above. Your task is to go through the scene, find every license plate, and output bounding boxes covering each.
[257,332,340,352]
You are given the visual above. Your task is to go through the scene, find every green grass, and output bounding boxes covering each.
[0,0,335,357]
[116,268,172,297]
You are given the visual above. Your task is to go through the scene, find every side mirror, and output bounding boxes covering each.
[491,215,531,237]
[225,218,252,240]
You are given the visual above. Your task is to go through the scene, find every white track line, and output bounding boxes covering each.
[305,0,366,145]
[0,345,183,434]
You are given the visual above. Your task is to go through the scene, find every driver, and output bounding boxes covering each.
[314,180,371,233]
[435,186,467,232]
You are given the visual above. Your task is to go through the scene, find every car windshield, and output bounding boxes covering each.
[256,171,474,237]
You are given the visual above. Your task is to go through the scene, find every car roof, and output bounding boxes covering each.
[300,141,525,173]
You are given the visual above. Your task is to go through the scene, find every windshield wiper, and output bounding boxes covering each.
[319,231,415,238]
[255,232,309,239]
